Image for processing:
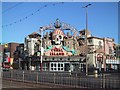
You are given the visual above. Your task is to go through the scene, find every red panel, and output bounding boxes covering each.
[8,57,10,62]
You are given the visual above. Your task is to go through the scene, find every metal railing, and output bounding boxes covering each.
[2,70,120,89]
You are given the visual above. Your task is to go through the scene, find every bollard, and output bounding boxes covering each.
[75,73,77,88]
[94,70,98,78]
[69,70,71,75]
[23,71,24,82]
[36,72,38,84]
[53,73,56,87]
[102,74,105,89]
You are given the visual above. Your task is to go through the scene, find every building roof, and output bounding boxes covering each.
[87,36,103,40]
[28,32,41,38]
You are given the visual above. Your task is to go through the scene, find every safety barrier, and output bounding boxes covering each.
[2,70,120,89]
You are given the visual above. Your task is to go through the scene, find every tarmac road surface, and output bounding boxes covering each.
[2,79,56,88]
[1,80,101,90]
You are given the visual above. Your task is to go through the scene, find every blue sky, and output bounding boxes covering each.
[2,2,118,43]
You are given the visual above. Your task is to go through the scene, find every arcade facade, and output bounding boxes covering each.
[14,19,87,72]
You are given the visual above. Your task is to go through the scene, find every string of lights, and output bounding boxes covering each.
[2,2,64,28]
[2,2,24,14]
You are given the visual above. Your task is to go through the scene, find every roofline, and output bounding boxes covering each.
[87,36,103,40]
[2,42,20,45]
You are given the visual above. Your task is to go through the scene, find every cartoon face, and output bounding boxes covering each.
[53,34,63,45]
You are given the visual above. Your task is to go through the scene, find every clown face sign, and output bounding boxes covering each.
[52,29,65,45]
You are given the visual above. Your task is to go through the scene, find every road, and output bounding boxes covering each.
[2,79,51,88]
[2,79,76,88]
[2,79,103,90]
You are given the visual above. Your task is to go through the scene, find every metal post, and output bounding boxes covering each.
[102,73,105,89]
[54,73,56,87]
[36,71,38,83]
[23,70,24,82]
[83,4,91,76]
[29,57,31,70]
[85,7,88,76]
[73,36,75,56]
[40,56,42,71]
[19,58,21,69]
[10,70,12,88]
[40,27,43,71]
[75,73,77,88]
[103,38,106,71]
[10,70,12,81]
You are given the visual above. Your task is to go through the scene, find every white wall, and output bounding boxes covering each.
[88,38,104,46]
[87,37,104,68]
[27,38,38,55]
[88,53,96,68]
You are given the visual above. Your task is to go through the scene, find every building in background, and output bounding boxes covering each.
[87,37,119,72]
[87,36,104,72]
[2,42,19,70]
[115,44,120,70]
[114,44,120,60]
[104,38,119,71]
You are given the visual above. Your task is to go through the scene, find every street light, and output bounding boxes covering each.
[40,27,43,71]
[82,4,91,30]
[82,4,92,76]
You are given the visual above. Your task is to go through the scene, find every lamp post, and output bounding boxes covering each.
[83,4,91,76]
[40,27,43,71]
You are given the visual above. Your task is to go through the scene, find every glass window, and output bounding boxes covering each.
[109,47,112,54]
[58,63,60,67]
[61,64,63,67]
[54,68,56,70]
[99,41,102,45]
[88,39,92,43]
[51,63,53,67]
[61,68,63,70]
[58,68,60,70]
[98,41,102,48]
[54,64,56,67]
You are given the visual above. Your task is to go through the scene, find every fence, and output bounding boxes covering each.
[2,70,120,89]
